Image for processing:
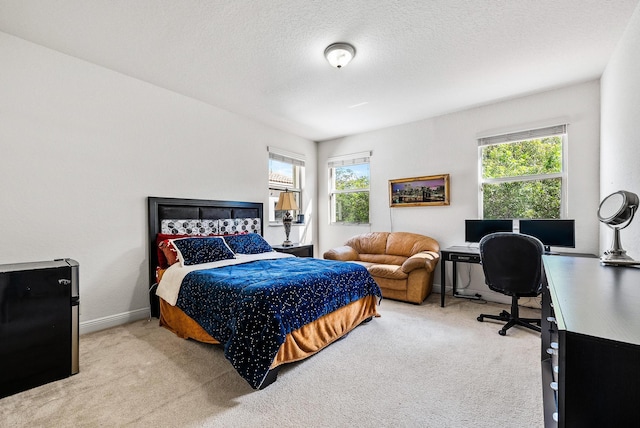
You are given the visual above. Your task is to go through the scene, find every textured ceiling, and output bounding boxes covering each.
[0,0,638,141]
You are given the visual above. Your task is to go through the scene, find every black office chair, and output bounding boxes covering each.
[477,232,544,336]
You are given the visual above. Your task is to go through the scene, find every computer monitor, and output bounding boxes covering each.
[518,219,575,252]
[464,219,513,243]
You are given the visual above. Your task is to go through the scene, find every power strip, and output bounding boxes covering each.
[453,291,482,300]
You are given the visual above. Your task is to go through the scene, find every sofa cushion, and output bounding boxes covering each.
[359,253,407,266]
[350,261,374,269]
[386,232,439,257]
[345,232,389,255]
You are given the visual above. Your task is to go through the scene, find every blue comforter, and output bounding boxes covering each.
[175,257,381,388]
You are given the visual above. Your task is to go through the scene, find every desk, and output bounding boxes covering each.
[541,255,640,426]
[440,246,595,307]
[439,246,481,307]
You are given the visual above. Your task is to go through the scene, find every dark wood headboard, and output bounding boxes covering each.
[147,196,264,289]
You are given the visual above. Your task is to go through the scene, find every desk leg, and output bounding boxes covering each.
[440,259,459,307]
[440,260,446,307]
[452,261,457,300]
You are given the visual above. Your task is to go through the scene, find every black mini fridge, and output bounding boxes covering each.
[0,259,79,398]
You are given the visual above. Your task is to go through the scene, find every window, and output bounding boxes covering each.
[478,125,566,219]
[268,147,304,224]
[328,151,371,224]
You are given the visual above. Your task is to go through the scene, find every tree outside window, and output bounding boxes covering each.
[480,134,565,219]
[330,163,370,224]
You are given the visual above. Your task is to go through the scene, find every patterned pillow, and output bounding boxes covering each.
[224,233,273,255]
[171,237,235,266]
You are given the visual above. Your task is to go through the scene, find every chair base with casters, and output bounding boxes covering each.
[477,295,541,336]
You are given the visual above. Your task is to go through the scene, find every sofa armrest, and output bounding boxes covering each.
[401,251,440,273]
[323,245,360,261]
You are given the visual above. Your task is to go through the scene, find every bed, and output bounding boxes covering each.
[147,197,382,389]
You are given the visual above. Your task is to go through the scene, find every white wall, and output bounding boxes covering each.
[318,81,601,303]
[0,32,316,333]
[4,4,628,326]
[600,4,640,260]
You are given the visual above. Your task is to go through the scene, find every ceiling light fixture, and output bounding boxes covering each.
[324,42,356,68]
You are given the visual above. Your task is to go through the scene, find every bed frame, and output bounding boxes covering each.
[147,196,263,317]
[147,196,377,389]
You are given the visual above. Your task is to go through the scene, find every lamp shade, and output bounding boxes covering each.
[275,191,298,211]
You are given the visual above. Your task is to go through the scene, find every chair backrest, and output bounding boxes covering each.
[479,232,545,297]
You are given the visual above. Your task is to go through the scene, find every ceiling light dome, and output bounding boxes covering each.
[324,43,356,68]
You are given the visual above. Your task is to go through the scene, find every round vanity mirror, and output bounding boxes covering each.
[598,190,640,266]
[598,191,639,226]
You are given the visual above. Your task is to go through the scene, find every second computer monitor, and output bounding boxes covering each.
[465,219,513,243]
[518,219,575,251]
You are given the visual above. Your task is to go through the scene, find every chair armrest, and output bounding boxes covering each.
[323,246,360,261]
[401,251,440,273]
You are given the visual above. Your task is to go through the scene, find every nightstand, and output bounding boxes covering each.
[272,244,314,258]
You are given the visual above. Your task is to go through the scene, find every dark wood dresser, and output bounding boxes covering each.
[541,255,640,427]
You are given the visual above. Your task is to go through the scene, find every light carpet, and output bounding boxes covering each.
[0,295,543,427]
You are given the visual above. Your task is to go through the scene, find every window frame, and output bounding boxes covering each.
[328,151,371,225]
[478,125,568,220]
[268,147,305,225]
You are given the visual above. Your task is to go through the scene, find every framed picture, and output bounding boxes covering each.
[389,174,450,207]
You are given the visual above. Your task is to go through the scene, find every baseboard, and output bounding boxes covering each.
[80,308,150,335]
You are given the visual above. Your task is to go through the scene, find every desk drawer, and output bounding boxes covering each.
[450,253,481,263]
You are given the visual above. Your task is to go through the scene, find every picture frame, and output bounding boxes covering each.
[389,174,450,207]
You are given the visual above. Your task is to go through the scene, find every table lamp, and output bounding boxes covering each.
[275,190,298,247]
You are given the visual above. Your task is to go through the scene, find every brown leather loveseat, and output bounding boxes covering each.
[323,232,440,304]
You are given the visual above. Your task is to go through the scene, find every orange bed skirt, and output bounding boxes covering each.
[159,295,380,368]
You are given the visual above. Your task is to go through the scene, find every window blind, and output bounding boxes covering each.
[478,124,567,146]
[268,146,305,167]
[327,151,372,168]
